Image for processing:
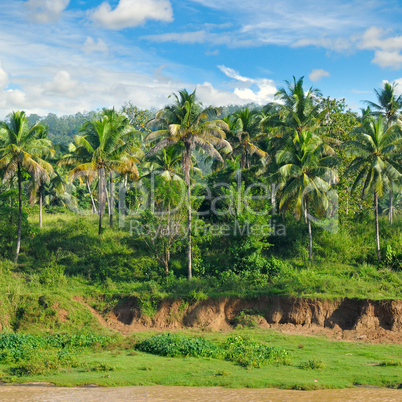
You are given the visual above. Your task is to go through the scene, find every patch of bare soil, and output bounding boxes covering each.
[76,296,402,343]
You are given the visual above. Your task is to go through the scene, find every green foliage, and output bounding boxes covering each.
[300,358,326,370]
[233,311,260,328]
[0,333,112,377]
[136,333,290,369]
[224,336,290,368]
[136,333,220,358]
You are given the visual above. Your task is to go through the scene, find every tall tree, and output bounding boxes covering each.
[0,111,54,262]
[365,82,402,223]
[365,81,402,126]
[345,116,402,264]
[272,76,322,136]
[273,131,337,260]
[146,89,231,279]
[68,115,139,235]
[230,108,267,169]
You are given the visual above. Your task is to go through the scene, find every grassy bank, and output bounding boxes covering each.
[0,211,400,334]
[0,329,400,389]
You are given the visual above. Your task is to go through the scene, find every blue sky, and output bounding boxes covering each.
[0,0,402,118]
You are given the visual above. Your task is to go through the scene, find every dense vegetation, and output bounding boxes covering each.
[0,77,401,390]
[0,78,400,324]
[0,330,400,389]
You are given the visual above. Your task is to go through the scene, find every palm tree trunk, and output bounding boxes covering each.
[389,184,393,224]
[374,192,381,264]
[39,186,43,229]
[240,153,245,170]
[109,172,113,228]
[86,178,97,214]
[98,167,106,236]
[271,184,276,214]
[15,164,22,263]
[306,201,312,261]
[105,184,111,219]
[184,142,192,280]
[9,182,13,225]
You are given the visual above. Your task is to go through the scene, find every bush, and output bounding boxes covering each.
[224,336,290,368]
[137,333,290,369]
[136,333,220,358]
[300,358,325,370]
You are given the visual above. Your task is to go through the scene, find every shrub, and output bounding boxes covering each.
[136,333,220,358]
[300,358,325,370]
[224,336,290,368]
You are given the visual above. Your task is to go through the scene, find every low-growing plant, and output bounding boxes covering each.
[90,362,116,372]
[300,358,325,370]
[136,333,220,358]
[233,311,260,328]
[378,360,402,367]
[224,336,290,368]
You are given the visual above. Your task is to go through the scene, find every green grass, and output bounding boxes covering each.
[0,329,400,390]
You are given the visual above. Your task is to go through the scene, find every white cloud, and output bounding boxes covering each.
[143,31,206,44]
[90,0,173,30]
[44,71,80,98]
[0,61,9,89]
[0,89,27,110]
[25,0,70,23]
[218,65,277,104]
[358,27,402,51]
[293,37,352,52]
[309,69,330,82]
[372,50,402,69]
[392,78,402,96]
[356,27,402,69]
[82,37,109,55]
[218,65,252,83]
[195,82,248,106]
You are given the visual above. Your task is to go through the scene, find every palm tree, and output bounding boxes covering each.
[28,125,55,228]
[365,81,402,126]
[99,107,138,228]
[230,108,267,169]
[146,89,231,279]
[345,116,402,263]
[61,141,98,214]
[68,115,139,235]
[272,76,322,136]
[143,145,184,182]
[0,111,54,262]
[273,131,337,260]
[365,82,402,223]
[62,110,141,233]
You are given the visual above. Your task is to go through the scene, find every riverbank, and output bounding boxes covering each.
[0,329,400,389]
[0,385,401,401]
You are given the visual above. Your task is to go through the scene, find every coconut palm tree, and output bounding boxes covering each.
[27,125,55,228]
[230,108,267,169]
[99,107,139,227]
[62,110,141,233]
[68,115,139,235]
[365,81,402,126]
[0,111,54,262]
[272,76,322,136]
[345,116,402,263]
[273,131,338,260]
[146,89,231,279]
[365,82,402,223]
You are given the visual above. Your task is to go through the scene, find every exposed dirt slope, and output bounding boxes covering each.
[81,297,402,343]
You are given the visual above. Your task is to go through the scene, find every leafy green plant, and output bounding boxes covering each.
[136,333,220,358]
[233,311,260,328]
[300,358,325,370]
[224,336,290,368]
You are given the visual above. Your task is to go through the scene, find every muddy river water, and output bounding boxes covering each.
[0,385,400,401]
